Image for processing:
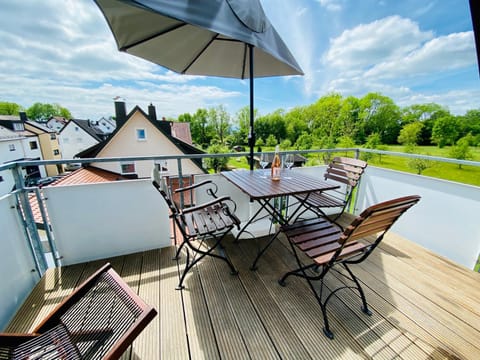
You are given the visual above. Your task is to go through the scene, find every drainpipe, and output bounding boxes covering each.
[12,164,48,276]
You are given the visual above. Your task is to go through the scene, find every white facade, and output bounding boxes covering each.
[94,117,116,134]
[92,109,204,178]
[0,128,45,195]
[59,121,100,160]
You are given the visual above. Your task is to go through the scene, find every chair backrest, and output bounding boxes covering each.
[324,157,367,188]
[151,167,178,215]
[33,263,157,360]
[341,195,421,247]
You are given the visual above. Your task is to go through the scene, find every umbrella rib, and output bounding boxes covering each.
[241,43,247,79]
[182,33,219,74]
[120,23,188,52]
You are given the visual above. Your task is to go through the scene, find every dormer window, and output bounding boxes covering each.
[13,123,24,131]
[136,128,146,141]
[9,144,16,151]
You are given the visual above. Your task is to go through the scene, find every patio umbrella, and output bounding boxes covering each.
[94,0,303,169]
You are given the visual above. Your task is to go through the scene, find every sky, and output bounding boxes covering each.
[0,0,478,121]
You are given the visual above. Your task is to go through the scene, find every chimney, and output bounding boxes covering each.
[114,101,127,128]
[148,103,157,122]
[19,112,28,123]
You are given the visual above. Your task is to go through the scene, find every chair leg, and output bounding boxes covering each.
[343,263,372,316]
[250,228,281,270]
[176,233,237,290]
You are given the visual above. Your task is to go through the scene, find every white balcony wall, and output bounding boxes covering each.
[0,194,38,330]
[43,179,171,265]
[357,166,480,269]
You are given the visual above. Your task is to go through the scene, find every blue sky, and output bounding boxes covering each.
[0,0,478,121]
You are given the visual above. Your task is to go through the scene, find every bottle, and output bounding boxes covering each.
[271,145,281,180]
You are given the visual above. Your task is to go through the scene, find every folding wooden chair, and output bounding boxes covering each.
[295,157,367,223]
[0,263,157,359]
[279,195,420,339]
[152,168,240,290]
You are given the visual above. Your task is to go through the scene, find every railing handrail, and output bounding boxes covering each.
[1,147,479,171]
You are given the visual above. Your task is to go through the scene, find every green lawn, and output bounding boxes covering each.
[226,145,480,186]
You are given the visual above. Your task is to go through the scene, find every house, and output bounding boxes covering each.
[0,125,45,195]
[0,113,63,177]
[46,116,68,132]
[91,116,116,136]
[58,119,104,163]
[76,101,205,178]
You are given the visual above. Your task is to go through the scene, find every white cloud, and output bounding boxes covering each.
[315,0,343,12]
[364,31,476,79]
[324,16,433,69]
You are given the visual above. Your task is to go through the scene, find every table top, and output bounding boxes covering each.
[221,169,339,200]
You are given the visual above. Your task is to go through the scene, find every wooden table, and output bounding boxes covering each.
[221,169,339,268]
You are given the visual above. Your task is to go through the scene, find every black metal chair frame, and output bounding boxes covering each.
[294,157,367,225]
[152,169,240,290]
[279,195,420,339]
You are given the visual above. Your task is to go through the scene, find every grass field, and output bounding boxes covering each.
[227,145,480,186]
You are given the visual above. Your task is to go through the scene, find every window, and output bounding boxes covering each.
[0,176,3,183]
[29,141,38,150]
[121,162,136,174]
[13,123,24,131]
[74,126,79,131]
[155,160,168,172]
[136,128,146,141]
[53,149,60,155]
[9,144,16,151]
[50,133,56,140]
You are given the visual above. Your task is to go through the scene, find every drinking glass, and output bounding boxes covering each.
[284,154,294,170]
[284,154,294,178]
[259,152,269,177]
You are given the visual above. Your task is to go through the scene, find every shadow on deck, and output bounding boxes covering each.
[5,215,480,359]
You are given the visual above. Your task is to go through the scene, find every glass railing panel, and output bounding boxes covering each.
[357,166,480,269]
[42,179,171,265]
[0,193,39,330]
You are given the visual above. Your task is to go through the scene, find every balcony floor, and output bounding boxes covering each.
[6,216,480,359]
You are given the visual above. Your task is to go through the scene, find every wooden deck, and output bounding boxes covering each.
[6,216,480,359]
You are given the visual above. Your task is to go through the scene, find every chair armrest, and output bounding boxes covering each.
[174,180,218,198]
[181,196,234,214]
[174,179,212,192]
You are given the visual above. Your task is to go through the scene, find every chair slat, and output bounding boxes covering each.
[279,195,420,339]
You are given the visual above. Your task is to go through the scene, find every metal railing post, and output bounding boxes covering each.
[12,165,48,276]
[177,158,184,209]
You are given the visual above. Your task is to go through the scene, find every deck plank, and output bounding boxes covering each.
[5,215,480,360]
[133,249,161,360]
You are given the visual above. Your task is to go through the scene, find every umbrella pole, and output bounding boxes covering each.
[249,44,255,171]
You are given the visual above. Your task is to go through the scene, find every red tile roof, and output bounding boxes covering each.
[31,167,129,225]
[51,167,129,186]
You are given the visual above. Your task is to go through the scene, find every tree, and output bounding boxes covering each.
[284,106,308,144]
[186,108,215,148]
[205,144,229,172]
[400,103,449,145]
[266,134,277,147]
[233,106,257,145]
[431,115,459,147]
[0,101,23,115]
[307,93,343,141]
[26,102,72,122]
[358,93,401,144]
[449,136,473,168]
[295,132,314,150]
[397,122,423,146]
[208,105,231,145]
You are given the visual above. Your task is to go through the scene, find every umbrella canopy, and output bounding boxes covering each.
[94,0,303,169]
